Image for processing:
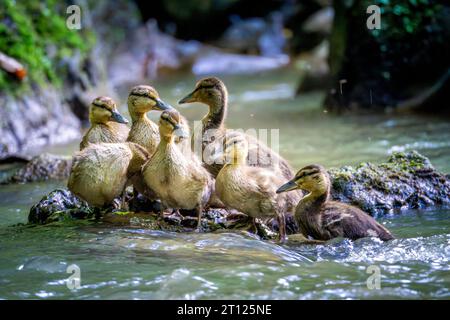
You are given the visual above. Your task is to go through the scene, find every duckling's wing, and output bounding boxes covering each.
[244,133,294,179]
[69,144,132,206]
[323,203,394,241]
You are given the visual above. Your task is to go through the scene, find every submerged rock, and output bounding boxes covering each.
[329,151,450,215]
[2,153,72,184]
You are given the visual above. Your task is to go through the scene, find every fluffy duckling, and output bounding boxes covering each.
[215,135,301,242]
[276,165,394,241]
[142,109,214,230]
[68,142,149,208]
[126,85,173,155]
[178,77,294,179]
[80,96,129,150]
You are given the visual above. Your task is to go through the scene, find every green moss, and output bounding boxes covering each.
[0,0,95,94]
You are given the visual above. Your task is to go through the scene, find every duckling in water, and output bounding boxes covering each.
[276,165,394,241]
[178,77,294,179]
[68,142,149,208]
[80,96,129,150]
[215,135,301,242]
[142,109,214,230]
[126,85,173,155]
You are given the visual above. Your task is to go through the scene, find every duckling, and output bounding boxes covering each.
[215,135,301,242]
[179,77,294,179]
[126,85,173,155]
[68,142,149,208]
[80,96,129,150]
[142,109,213,229]
[276,165,394,241]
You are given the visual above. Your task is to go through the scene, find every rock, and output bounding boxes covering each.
[1,153,72,184]
[329,151,450,215]
[28,189,93,224]
[0,87,81,160]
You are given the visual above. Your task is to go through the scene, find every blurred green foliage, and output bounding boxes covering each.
[0,0,95,93]
[372,0,445,38]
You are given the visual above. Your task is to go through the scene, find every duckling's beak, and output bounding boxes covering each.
[110,110,129,124]
[178,91,196,104]
[173,125,189,139]
[276,180,298,194]
[154,98,173,111]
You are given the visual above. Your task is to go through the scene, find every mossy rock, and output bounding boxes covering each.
[329,151,450,215]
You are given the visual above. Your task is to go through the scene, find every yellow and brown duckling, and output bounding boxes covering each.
[68,142,149,208]
[80,96,129,150]
[179,77,294,180]
[142,109,214,230]
[215,135,302,242]
[126,85,174,155]
[276,164,394,241]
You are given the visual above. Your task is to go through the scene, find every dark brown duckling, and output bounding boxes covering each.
[276,164,394,241]
[80,96,129,150]
[178,77,294,180]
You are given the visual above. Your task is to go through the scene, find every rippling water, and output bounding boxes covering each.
[0,69,449,299]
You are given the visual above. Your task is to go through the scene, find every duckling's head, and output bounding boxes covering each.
[90,96,128,124]
[159,109,189,141]
[178,77,227,108]
[276,164,330,194]
[223,135,248,165]
[128,85,173,116]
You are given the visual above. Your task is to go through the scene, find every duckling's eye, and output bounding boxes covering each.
[93,103,110,111]
[198,85,215,91]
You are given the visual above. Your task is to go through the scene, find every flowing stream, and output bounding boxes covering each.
[0,69,449,299]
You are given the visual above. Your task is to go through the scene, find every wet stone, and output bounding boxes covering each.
[329,151,450,215]
[1,154,72,184]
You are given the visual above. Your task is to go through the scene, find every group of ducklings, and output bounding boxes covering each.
[68,77,394,243]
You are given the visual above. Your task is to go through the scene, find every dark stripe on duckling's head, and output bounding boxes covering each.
[195,77,224,90]
[161,109,180,127]
[160,109,188,139]
[129,85,159,100]
[92,96,116,111]
[294,164,325,180]
[179,77,227,105]
[277,164,328,194]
